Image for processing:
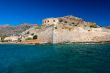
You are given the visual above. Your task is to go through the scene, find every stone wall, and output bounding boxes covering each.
[37,27,53,43]
[52,28,110,43]
[21,25,110,44]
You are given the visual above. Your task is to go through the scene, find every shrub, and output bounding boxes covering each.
[26,31,30,34]
[31,33,34,36]
[59,19,63,22]
[74,24,77,26]
[18,38,21,42]
[1,36,7,42]
[54,26,57,29]
[90,24,97,28]
[64,21,67,23]
[25,38,32,40]
[34,26,41,29]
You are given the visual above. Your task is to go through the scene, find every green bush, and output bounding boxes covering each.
[90,24,97,28]
[18,38,21,42]
[31,33,34,36]
[59,19,63,22]
[54,26,57,29]
[0,36,7,42]
[34,26,41,29]
[25,38,32,40]
[64,21,67,23]
[26,31,30,34]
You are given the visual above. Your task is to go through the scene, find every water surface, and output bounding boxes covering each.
[0,43,110,73]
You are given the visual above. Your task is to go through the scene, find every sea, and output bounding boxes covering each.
[0,43,110,73]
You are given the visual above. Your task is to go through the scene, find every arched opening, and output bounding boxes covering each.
[44,21,46,23]
[33,35,38,39]
[47,20,49,22]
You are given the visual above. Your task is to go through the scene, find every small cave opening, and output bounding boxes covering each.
[33,35,38,39]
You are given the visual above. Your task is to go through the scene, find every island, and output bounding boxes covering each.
[0,16,110,44]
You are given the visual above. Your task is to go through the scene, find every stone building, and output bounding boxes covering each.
[4,36,19,42]
[43,16,82,26]
[43,18,59,26]
[0,37,1,42]
[42,16,97,29]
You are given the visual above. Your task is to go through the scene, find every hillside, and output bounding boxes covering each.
[0,24,35,36]
[106,25,110,29]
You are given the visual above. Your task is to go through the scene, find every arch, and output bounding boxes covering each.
[33,35,38,39]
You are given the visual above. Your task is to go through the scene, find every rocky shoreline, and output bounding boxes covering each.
[0,40,110,45]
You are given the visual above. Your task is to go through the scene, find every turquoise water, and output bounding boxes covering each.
[0,43,110,73]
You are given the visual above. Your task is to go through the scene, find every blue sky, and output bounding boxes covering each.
[0,0,110,26]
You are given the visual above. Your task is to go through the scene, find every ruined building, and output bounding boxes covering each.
[42,16,97,28]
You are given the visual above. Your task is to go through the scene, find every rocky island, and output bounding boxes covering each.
[0,16,110,44]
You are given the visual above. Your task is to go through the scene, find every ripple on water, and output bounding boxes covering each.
[0,43,110,73]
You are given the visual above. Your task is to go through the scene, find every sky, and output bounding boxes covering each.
[0,0,110,26]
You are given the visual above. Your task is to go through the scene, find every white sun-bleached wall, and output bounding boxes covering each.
[37,27,54,43]
[52,27,110,43]
[36,26,110,43]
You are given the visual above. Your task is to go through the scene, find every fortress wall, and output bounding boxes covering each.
[53,29,81,43]
[52,28,110,43]
[37,27,53,43]
[35,27,110,44]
